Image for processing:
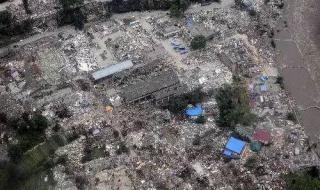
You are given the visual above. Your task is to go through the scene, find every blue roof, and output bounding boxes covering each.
[225,137,246,154]
[223,149,232,157]
[185,104,203,116]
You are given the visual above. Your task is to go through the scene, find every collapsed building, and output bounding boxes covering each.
[121,70,187,105]
[91,60,133,81]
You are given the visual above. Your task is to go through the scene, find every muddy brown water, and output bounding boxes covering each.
[275,0,320,151]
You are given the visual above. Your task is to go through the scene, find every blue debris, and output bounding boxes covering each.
[260,84,268,92]
[187,16,193,28]
[180,49,188,54]
[185,104,203,117]
[260,76,269,82]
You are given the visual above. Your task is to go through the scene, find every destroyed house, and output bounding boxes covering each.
[91,60,133,81]
[121,70,186,104]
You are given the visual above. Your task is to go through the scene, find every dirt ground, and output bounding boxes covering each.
[275,0,320,150]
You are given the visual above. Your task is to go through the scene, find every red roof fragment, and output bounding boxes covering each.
[253,128,271,144]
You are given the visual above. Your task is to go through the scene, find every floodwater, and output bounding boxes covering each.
[275,0,320,151]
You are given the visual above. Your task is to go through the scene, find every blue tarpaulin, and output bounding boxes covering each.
[260,76,268,81]
[185,104,203,117]
[260,84,268,92]
[223,137,246,157]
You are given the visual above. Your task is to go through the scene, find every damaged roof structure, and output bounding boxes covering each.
[92,60,133,81]
[121,70,187,104]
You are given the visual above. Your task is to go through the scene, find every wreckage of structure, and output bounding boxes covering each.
[121,70,187,105]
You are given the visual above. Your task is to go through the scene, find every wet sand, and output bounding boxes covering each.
[275,0,320,151]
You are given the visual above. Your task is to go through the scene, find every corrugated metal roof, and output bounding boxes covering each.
[225,137,246,154]
[92,60,133,81]
[121,70,180,102]
[253,128,271,144]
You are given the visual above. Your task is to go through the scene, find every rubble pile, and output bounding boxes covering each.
[0,0,318,189]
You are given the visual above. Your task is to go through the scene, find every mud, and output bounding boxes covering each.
[275,0,320,149]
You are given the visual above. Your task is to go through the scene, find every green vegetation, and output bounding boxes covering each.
[169,0,190,18]
[190,35,207,50]
[166,88,205,114]
[276,76,285,89]
[284,171,320,190]
[8,113,49,162]
[244,156,258,169]
[0,134,68,190]
[215,77,256,128]
[22,0,32,14]
[58,0,86,30]
[287,112,297,123]
[60,0,84,8]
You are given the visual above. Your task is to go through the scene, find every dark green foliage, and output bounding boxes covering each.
[116,142,129,155]
[244,156,257,169]
[284,171,320,190]
[192,134,201,146]
[169,0,190,18]
[55,105,72,119]
[215,79,256,128]
[287,112,297,123]
[58,0,86,30]
[22,0,32,14]
[166,88,205,114]
[82,145,105,163]
[190,35,207,50]
[60,0,84,9]
[276,76,285,89]
[0,11,12,26]
[271,39,276,48]
[75,175,88,190]
[0,112,7,124]
[7,144,23,163]
[7,113,48,162]
[248,9,257,16]
[167,96,189,114]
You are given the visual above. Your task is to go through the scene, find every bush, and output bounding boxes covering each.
[22,0,32,14]
[7,113,48,162]
[276,76,285,89]
[284,171,320,190]
[190,35,207,50]
[0,112,7,124]
[287,112,297,123]
[60,0,84,9]
[116,142,129,155]
[166,88,205,114]
[215,79,256,128]
[58,0,86,30]
[244,156,257,169]
[169,0,190,18]
[55,105,72,119]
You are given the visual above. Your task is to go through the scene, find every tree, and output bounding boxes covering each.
[169,0,190,18]
[190,35,207,50]
[60,0,84,9]
[215,79,256,128]
[58,0,86,30]
[284,172,320,190]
